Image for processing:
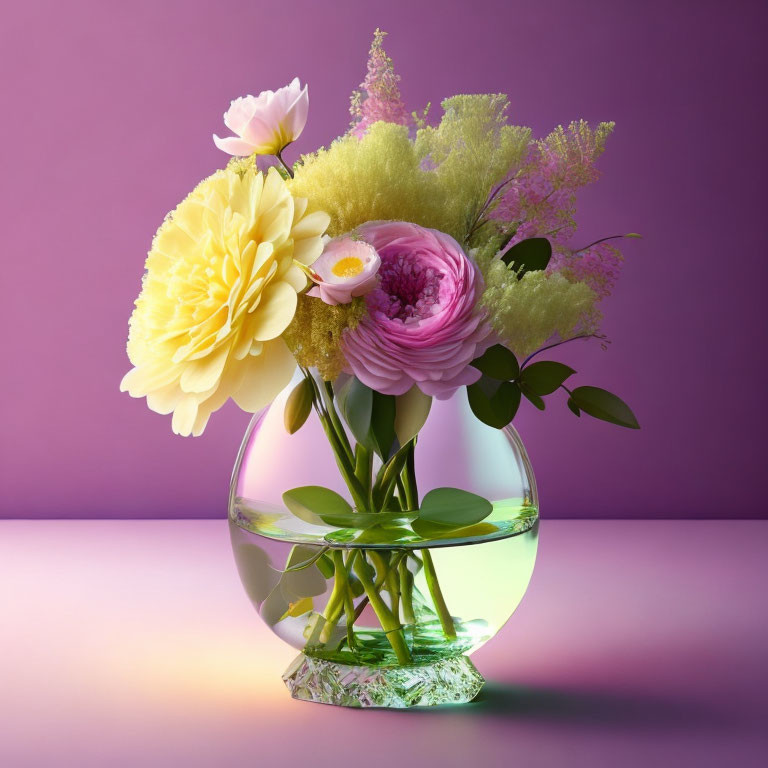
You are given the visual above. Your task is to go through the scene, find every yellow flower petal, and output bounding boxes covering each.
[291,210,331,240]
[248,281,297,341]
[179,343,231,394]
[232,339,296,412]
[121,165,328,435]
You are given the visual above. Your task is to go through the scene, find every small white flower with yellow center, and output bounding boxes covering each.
[307,236,380,305]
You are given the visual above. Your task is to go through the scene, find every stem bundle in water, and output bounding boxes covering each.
[299,372,459,662]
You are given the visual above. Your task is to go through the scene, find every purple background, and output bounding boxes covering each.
[1,0,766,519]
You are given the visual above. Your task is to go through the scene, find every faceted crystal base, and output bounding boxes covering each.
[282,653,485,708]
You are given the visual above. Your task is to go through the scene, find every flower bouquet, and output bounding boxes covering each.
[121,30,638,708]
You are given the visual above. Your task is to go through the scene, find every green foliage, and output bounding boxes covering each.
[336,377,373,447]
[467,376,521,429]
[480,266,598,358]
[337,377,397,458]
[284,377,314,434]
[282,486,352,526]
[470,344,519,380]
[283,294,366,380]
[414,94,530,243]
[290,123,453,238]
[519,361,575,395]
[393,387,432,446]
[410,487,493,538]
[569,386,640,429]
[501,237,553,275]
[290,97,529,246]
[369,390,396,459]
[283,485,409,528]
[520,387,546,410]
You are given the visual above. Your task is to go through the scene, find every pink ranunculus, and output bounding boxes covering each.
[213,78,309,156]
[342,221,492,398]
[307,236,381,305]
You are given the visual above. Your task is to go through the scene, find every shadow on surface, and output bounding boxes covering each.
[415,681,739,732]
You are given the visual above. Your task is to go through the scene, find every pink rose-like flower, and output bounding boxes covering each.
[213,78,309,156]
[342,221,492,398]
[307,237,381,305]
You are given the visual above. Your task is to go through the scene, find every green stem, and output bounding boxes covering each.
[321,381,354,464]
[354,444,373,502]
[331,550,356,650]
[402,440,419,510]
[319,572,346,644]
[386,553,403,620]
[395,477,408,511]
[354,554,412,665]
[318,550,359,645]
[303,373,368,511]
[369,550,389,590]
[275,149,294,178]
[318,413,369,512]
[399,558,415,625]
[422,550,456,638]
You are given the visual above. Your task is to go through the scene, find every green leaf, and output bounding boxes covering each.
[284,377,314,434]
[347,525,415,546]
[284,486,413,530]
[467,377,521,429]
[280,545,328,598]
[470,344,519,380]
[337,377,373,447]
[501,237,552,276]
[337,377,397,458]
[375,442,412,508]
[282,486,353,526]
[316,553,335,579]
[520,386,546,410]
[394,386,432,445]
[567,397,581,417]
[411,520,499,541]
[370,390,396,459]
[416,487,493,529]
[280,545,330,573]
[519,361,576,395]
[624,232,642,239]
[570,386,640,429]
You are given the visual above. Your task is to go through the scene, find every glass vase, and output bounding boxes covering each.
[228,376,539,708]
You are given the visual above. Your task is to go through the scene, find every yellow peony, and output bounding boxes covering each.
[121,166,329,436]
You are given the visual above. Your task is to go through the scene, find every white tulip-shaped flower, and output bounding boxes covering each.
[213,78,309,157]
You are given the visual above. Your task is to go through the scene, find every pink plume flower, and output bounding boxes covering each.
[307,237,381,305]
[342,222,492,398]
[213,77,308,156]
[349,29,409,138]
[548,241,624,299]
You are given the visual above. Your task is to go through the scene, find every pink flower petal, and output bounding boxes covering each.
[212,134,255,156]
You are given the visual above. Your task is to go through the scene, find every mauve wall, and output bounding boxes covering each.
[1,0,765,519]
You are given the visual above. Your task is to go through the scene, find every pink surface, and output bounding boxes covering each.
[1,1,767,519]
[1,520,766,767]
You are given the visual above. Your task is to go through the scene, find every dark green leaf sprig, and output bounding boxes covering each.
[467,343,639,430]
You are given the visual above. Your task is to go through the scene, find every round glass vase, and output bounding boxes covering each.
[228,377,539,709]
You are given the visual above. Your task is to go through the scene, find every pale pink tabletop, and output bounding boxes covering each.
[1,520,766,767]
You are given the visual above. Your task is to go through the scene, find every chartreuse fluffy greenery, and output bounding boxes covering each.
[289,96,601,359]
[414,94,529,244]
[283,294,366,380]
[481,262,598,358]
[289,95,529,245]
[471,234,599,357]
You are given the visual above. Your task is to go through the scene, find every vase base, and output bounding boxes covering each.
[282,653,484,708]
